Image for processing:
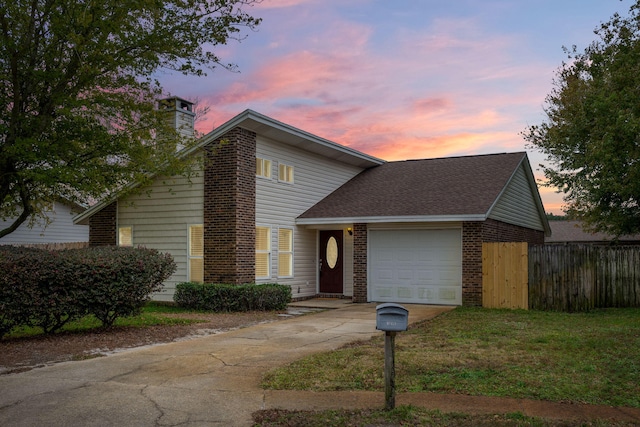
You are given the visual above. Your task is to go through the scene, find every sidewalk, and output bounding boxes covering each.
[265,390,640,423]
[1,300,638,426]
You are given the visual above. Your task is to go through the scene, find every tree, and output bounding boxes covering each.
[0,0,261,238]
[523,2,640,237]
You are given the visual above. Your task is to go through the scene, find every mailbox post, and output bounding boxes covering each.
[376,303,408,410]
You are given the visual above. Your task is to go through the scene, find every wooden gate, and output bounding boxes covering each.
[482,242,528,309]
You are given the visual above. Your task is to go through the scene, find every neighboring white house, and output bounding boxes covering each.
[0,200,89,246]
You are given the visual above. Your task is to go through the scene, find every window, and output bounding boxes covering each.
[189,225,204,283]
[118,227,132,247]
[278,228,293,277]
[256,157,272,178]
[278,163,294,183]
[256,226,271,279]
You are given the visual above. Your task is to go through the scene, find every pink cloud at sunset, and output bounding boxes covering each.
[166,0,635,214]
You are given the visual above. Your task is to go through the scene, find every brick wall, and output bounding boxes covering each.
[89,202,116,246]
[482,218,545,244]
[203,127,256,284]
[462,219,546,306]
[352,223,368,303]
[462,221,483,306]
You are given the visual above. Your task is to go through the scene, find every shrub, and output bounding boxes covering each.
[174,282,291,312]
[69,246,176,327]
[0,245,176,337]
[0,246,85,335]
[0,247,38,336]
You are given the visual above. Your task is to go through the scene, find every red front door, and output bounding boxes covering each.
[319,230,344,293]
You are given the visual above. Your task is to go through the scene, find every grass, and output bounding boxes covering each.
[261,307,640,408]
[253,406,636,427]
[5,301,207,339]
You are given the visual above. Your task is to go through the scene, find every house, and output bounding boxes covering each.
[546,220,640,244]
[74,98,550,306]
[0,199,89,247]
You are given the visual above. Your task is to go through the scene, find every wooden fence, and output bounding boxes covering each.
[528,244,640,311]
[482,242,640,311]
[482,242,529,309]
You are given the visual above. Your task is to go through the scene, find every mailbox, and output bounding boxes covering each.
[376,303,408,332]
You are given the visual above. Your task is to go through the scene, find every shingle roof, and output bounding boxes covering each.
[298,152,527,220]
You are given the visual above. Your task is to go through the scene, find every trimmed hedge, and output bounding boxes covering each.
[0,246,176,337]
[174,282,292,312]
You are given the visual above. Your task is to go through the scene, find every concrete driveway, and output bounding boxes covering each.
[0,301,451,426]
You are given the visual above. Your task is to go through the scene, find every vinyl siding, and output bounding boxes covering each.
[488,164,544,231]
[256,136,364,298]
[118,170,204,301]
[0,202,88,245]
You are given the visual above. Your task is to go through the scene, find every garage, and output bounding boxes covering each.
[369,228,462,305]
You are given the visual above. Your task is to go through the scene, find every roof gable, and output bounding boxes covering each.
[298,152,547,228]
[188,109,384,169]
[488,162,548,233]
[75,109,383,225]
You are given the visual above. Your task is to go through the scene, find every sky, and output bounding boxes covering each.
[161,0,635,214]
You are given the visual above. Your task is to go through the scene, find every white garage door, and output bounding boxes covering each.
[369,229,462,305]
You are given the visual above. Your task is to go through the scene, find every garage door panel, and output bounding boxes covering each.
[439,268,460,283]
[398,269,414,280]
[415,269,433,283]
[375,287,393,298]
[397,287,412,298]
[369,229,462,305]
[439,288,458,302]
[397,249,414,262]
[376,268,393,280]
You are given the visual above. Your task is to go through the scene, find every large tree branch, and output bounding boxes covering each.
[0,182,33,239]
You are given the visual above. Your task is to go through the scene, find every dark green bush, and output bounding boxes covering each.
[69,246,176,327]
[0,247,40,336]
[0,246,85,335]
[0,245,176,337]
[174,282,291,312]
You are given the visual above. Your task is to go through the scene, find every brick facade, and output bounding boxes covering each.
[352,223,368,303]
[462,221,484,306]
[482,218,545,244]
[461,219,545,306]
[203,127,256,284]
[88,202,117,246]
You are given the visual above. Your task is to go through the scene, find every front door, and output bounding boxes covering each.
[319,230,344,293]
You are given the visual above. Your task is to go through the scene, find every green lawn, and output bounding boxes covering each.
[262,307,640,408]
[5,302,204,339]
